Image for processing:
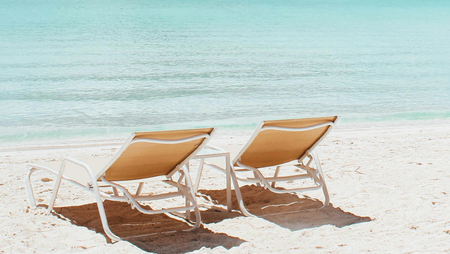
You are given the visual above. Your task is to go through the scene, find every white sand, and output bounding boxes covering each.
[1,122,450,253]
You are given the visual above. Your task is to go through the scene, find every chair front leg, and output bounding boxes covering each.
[25,164,58,208]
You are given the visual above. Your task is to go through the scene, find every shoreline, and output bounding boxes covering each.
[2,118,450,152]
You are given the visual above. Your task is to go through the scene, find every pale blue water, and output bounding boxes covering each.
[1,0,450,142]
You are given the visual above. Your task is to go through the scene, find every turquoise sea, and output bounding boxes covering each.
[1,0,450,142]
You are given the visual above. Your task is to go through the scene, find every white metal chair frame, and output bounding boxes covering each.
[25,133,212,242]
[197,119,337,216]
[190,145,252,216]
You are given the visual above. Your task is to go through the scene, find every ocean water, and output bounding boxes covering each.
[1,0,450,142]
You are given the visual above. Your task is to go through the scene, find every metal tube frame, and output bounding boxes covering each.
[25,131,213,242]
[211,119,337,215]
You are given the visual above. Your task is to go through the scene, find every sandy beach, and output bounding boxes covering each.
[1,121,450,253]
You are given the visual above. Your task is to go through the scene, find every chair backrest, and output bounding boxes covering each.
[99,128,214,181]
[234,116,338,168]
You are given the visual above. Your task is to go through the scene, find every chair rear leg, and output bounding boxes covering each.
[47,161,68,213]
[92,183,121,242]
[321,181,330,207]
[311,151,330,207]
[252,171,262,187]
[181,166,202,229]
[271,166,281,188]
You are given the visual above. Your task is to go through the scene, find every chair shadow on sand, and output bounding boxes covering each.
[52,185,371,253]
[53,200,245,254]
[199,185,372,231]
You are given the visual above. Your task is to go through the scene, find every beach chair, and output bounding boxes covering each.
[25,128,214,242]
[201,116,338,215]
